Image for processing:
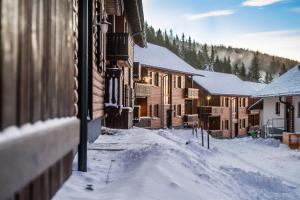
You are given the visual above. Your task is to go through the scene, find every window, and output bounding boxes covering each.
[275,102,280,115]
[177,104,182,116]
[177,76,182,88]
[298,102,300,118]
[239,119,242,129]
[242,98,246,107]
[225,98,229,107]
[153,104,159,118]
[173,76,177,88]
[149,105,152,117]
[221,120,224,130]
[154,72,159,86]
[242,119,246,128]
[173,105,176,117]
[225,120,229,130]
[149,72,153,85]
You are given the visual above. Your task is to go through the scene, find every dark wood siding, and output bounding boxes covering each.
[0,0,78,199]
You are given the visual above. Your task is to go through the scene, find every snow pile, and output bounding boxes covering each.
[246,137,281,147]
[54,128,300,200]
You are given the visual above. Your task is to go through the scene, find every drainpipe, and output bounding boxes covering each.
[279,97,295,133]
[78,0,89,172]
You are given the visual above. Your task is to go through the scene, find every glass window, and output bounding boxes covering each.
[275,102,280,115]
[177,104,182,116]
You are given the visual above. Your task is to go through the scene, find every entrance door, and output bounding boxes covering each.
[167,109,173,128]
[235,123,239,137]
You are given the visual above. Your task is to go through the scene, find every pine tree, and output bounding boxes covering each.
[240,63,246,80]
[214,56,222,72]
[248,52,261,82]
[210,45,215,63]
[264,71,273,83]
[269,56,277,74]
[279,63,287,76]
[164,29,170,48]
[202,44,209,65]
[156,29,164,46]
[233,63,239,76]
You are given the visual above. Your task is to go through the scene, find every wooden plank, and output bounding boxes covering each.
[31,0,43,122]
[0,118,79,200]
[0,0,19,129]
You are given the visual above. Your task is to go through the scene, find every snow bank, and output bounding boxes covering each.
[54,128,300,200]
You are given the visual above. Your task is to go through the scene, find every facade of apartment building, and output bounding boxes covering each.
[253,65,300,136]
[104,0,146,129]
[191,71,266,138]
[0,0,145,199]
[134,44,201,129]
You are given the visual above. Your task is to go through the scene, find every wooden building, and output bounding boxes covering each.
[0,0,146,198]
[134,43,201,129]
[0,0,79,199]
[104,0,146,129]
[253,65,300,138]
[191,71,266,138]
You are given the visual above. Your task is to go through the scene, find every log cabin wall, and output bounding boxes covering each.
[88,0,106,142]
[0,0,79,199]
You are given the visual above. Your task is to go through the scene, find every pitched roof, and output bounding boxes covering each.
[193,70,266,96]
[253,65,300,97]
[134,43,200,75]
[134,43,265,96]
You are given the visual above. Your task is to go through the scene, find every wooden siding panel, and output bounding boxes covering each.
[0,0,19,129]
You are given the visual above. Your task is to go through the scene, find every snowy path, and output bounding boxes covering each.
[54,128,300,200]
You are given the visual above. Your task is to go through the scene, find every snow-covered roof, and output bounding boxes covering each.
[253,65,300,97]
[134,43,265,97]
[193,70,266,96]
[134,43,200,75]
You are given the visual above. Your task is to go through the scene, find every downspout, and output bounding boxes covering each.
[279,97,295,133]
[78,0,89,172]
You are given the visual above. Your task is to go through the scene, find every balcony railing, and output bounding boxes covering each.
[107,33,133,63]
[135,83,151,97]
[198,106,223,116]
[184,88,199,99]
[183,114,199,126]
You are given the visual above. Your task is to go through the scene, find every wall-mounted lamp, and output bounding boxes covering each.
[206,95,211,106]
[143,76,151,84]
[93,13,111,34]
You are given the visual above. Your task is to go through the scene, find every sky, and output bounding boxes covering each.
[143,0,300,61]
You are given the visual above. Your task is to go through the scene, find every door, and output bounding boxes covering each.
[167,109,173,128]
[235,123,239,137]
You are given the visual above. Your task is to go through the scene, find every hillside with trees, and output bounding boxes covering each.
[145,23,298,83]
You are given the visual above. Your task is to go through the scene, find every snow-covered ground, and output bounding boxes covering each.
[54,128,300,200]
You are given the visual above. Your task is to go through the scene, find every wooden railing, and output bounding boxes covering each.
[184,88,199,99]
[136,117,152,128]
[135,83,151,97]
[198,106,224,116]
[183,114,199,126]
[107,33,134,64]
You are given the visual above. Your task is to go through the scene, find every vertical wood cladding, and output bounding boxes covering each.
[0,0,77,199]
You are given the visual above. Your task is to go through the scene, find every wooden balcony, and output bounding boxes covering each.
[107,33,133,64]
[198,106,224,116]
[184,88,199,99]
[183,114,199,126]
[135,83,151,97]
[135,117,152,128]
